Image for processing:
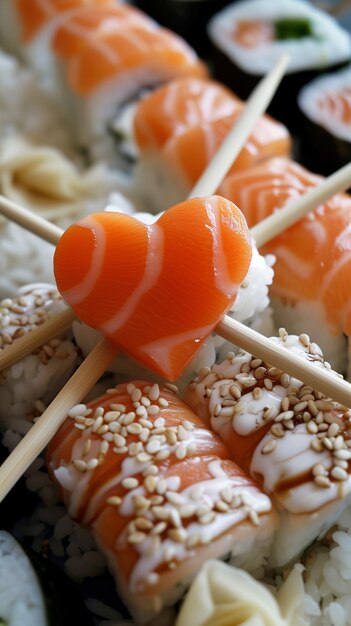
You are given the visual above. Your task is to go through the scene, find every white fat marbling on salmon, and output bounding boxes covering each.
[206,196,245,297]
[60,215,107,306]
[140,322,215,376]
[101,223,164,335]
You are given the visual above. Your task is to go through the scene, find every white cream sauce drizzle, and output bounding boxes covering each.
[101,223,164,335]
[187,335,345,514]
[127,460,271,591]
[61,216,107,306]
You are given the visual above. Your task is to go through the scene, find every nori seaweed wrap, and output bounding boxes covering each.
[298,65,351,174]
[208,0,351,129]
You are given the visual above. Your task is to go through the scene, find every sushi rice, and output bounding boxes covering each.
[1,5,351,626]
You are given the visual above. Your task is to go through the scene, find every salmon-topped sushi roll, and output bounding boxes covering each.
[47,381,276,623]
[218,157,351,378]
[56,20,206,163]
[135,102,291,213]
[184,330,351,567]
[134,77,240,154]
[0,0,116,88]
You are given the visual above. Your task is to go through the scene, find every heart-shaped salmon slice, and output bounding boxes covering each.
[54,195,251,380]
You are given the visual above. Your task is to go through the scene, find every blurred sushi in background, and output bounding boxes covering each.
[218,156,351,378]
[0,530,94,626]
[298,64,351,174]
[208,0,351,128]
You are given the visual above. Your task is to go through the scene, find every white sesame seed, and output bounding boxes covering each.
[146,439,162,454]
[331,466,348,481]
[155,449,171,461]
[113,446,128,455]
[152,522,167,535]
[136,452,152,464]
[334,449,351,460]
[168,528,187,543]
[199,512,216,525]
[104,411,121,423]
[148,384,160,402]
[73,459,87,472]
[110,404,126,412]
[143,464,159,477]
[312,463,326,477]
[314,475,331,488]
[175,443,187,460]
[106,496,122,506]
[262,439,277,454]
[68,404,88,418]
[122,477,139,490]
[127,383,136,395]
[307,420,318,434]
[156,479,168,495]
[114,434,126,447]
[128,531,146,544]
[86,458,99,470]
[144,476,158,493]
[92,416,104,433]
[141,396,151,407]
[159,398,169,408]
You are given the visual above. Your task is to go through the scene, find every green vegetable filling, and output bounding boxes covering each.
[274,18,313,40]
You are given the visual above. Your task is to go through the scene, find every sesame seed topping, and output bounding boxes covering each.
[122,477,139,490]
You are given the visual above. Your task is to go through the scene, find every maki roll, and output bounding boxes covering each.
[208,0,351,128]
[0,531,94,626]
[298,65,351,174]
[50,12,206,163]
[184,331,351,567]
[47,381,276,624]
[0,531,48,626]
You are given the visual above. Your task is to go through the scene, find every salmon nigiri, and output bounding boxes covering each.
[54,196,252,380]
[47,381,276,623]
[218,157,351,376]
[184,331,351,567]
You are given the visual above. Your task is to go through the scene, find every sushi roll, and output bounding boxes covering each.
[133,78,291,213]
[47,381,276,623]
[135,0,233,55]
[0,283,79,428]
[51,16,206,163]
[0,531,94,626]
[218,156,351,378]
[208,0,351,128]
[298,65,351,174]
[0,0,116,89]
[184,330,351,567]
